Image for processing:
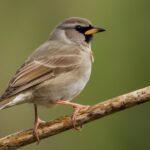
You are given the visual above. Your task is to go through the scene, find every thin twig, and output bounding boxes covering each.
[0,86,150,150]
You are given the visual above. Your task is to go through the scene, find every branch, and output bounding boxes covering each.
[0,86,150,150]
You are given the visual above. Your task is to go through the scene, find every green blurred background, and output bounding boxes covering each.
[0,0,150,150]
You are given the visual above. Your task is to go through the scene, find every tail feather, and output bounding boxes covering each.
[0,92,33,110]
[0,96,16,110]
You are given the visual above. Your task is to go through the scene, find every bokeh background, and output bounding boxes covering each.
[0,0,150,150]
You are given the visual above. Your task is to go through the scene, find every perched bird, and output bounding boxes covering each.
[0,17,105,142]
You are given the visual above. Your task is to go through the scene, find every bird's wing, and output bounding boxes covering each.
[1,54,81,99]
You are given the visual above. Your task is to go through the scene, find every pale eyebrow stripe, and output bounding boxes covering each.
[58,23,90,29]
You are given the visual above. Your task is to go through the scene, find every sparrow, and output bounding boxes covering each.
[0,17,105,142]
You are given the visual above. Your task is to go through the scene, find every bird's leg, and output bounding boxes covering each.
[33,104,45,144]
[56,100,89,129]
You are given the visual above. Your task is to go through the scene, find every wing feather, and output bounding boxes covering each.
[1,55,81,99]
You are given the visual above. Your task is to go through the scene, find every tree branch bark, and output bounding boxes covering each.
[0,86,150,150]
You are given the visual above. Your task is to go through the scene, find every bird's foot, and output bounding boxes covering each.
[71,104,89,129]
[33,117,46,144]
[56,100,89,129]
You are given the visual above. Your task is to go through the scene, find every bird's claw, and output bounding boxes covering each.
[71,105,89,129]
[33,118,46,144]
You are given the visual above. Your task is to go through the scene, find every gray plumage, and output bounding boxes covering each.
[0,17,98,109]
[0,17,105,142]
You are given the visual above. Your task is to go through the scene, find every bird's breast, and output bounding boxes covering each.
[32,52,92,107]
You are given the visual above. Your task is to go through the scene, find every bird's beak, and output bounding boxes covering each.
[84,27,106,35]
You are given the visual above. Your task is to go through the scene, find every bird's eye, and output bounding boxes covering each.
[75,25,85,33]
[75,25,93,33]
[76,25,82,30]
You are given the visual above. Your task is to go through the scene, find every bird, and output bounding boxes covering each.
[0,17,105,143]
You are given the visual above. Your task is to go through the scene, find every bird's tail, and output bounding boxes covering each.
[0,96,16,110]
[0,92,33,110]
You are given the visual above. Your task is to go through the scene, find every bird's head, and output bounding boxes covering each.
[49,17,105,46]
